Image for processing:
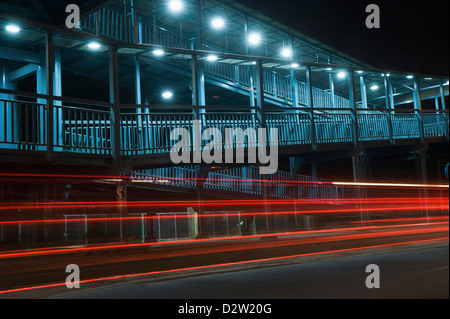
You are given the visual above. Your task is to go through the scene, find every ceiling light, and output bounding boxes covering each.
[87,42,101,50]
[5,24,20,34]
[168,0,183,12]
[206,54,218,62]
[290,63,299,68]
[370,85,379,91]
[152,49,165,56]
[248,33,261,46]
[211,17,225,29]
[281,47,292,58]
[162,91,173,99]
[337,72,347,79]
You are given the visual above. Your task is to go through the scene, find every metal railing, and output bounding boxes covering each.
[54,98,112,154]
[1,89,448,157]
[131,165,350,202]
[0,95,47,151]
[423,111,448,138]
[357,111,390,141]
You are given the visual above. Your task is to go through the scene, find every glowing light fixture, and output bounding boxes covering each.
[290,63,300,69]
[281,47,292,58]
[162,91,173,99]
[406,75,414,79]
[211,17,225,29]
[5,24,20,34]
[152,49,165,56]
[206,54,218,62]
[248,33,261,46]
[168,0,183,12]
[337,72,347,79]
[370,85,379,91]
[87,41,101,50]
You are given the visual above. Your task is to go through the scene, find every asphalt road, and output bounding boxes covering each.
[52,244,448,299]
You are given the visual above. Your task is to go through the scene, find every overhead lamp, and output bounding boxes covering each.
[248,33,261,46]
[337,72,347,79]
[290,63,300,69]
[356,70,364,74]
[370,85,379,91]
[211,17,226,29]
[406,75,414,79]
[281,47,292,58]
[206,54,218,62]
[152,49,165,56]
[162,91,173,99]
[168,0,183,12]
[87,41,101,50]
[5,24,20,34]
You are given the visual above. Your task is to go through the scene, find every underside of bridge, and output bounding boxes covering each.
[0,0,448,248]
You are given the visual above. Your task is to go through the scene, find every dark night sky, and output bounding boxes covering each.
[239,0,449,76]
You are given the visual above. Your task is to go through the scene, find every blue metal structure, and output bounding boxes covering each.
[0,0,448,181]
[0,0,448,246]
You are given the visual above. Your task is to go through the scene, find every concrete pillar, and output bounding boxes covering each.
[195,165,209,239]
[116,182,127,239]
[415,149,429,219]
[352,152,369,223]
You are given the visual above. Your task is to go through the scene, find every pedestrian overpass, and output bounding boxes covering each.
[0,0,448,183]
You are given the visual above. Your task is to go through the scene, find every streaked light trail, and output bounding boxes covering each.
[0,237,447,295]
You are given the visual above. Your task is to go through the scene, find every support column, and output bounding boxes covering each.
[413,76,425,143]
[134,55,147,151]
[415,149,429,219]
[305,66,316,148]
[195,0,204,51]
[195,165,209,239]
[191,54,206,109]
[116,181,127,239]
[0,63,15,147]
[54,48,63,147]
[109,45,121,166]
[254,60,266,129]
[360,75,368,109]
[290,67,299,108]
[348,70,359,149]
[45,31,54,157]
[37,48,47,150]
[352,151,369,223]
[439,80,449,139]
[384,76,394,144]
[289,157,301,230]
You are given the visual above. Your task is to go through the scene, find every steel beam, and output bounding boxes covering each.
[109,45,122,165]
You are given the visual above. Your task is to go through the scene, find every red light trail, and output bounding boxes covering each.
[0,237,447,295]
[0,221,447,259]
